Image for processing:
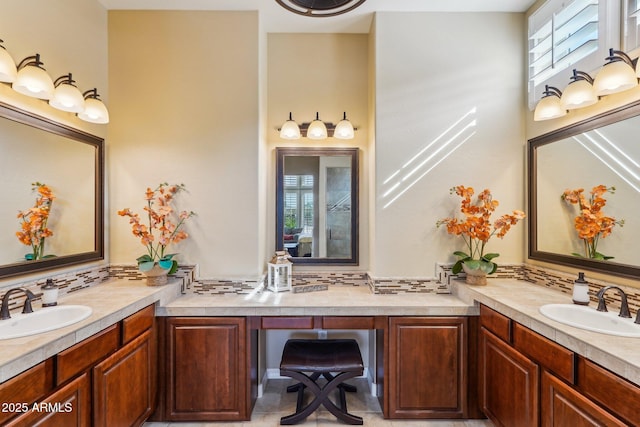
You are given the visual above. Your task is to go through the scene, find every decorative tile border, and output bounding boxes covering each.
[1,262,638,313]
[522,264,640,313]
[0,265,110,313]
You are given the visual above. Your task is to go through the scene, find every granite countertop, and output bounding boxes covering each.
[156,284,476,317]
[453,278,640,386]
[0,278,181,383]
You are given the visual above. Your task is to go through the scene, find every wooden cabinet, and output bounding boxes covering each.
[0,304,157,427]
[164,317,252,421]
[93,329,155,427]
[386,317,468,419]
[5,373,91,427]
[479,326,539,427]
[479,304,635,427]
[541,370,626,427]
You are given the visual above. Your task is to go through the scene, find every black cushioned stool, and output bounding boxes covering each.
[279,339,364,425]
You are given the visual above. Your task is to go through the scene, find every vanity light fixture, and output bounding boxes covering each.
[278,112,357,139]
[534,85,566,121]
[77,88,109,124]
[0,40,17,83]
[279,112,301,140]
[560,69,598,110]
[333,112,355,140]
[307,112,328,140]
[49,74,85,113]
[13,54,55,99]
[593,49,638,96]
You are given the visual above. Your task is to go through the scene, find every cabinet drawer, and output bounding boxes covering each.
[261,316,314,329]
[122,304,155,344]
[480,305,511,342]
[322,316,375,329]
[0,359,54,425]
[56,324,120,385]
[577,357,640,426]
[513,323,575,384]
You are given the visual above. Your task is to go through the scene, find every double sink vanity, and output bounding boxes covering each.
[0,275,639,426]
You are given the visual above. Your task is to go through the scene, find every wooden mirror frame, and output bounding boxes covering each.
[276,147,359,265]
[528,99,640,279]
[0,101,104,278]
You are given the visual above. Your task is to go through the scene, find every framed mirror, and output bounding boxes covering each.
[0,102,104,278]
[276,147,358,265]
[528,100,640,279]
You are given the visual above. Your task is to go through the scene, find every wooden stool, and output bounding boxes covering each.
[279,339,364,425]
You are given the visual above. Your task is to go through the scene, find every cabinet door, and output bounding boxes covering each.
[165,317,249,421]
[5,373,90,427]
[479,327,539,427]
[541,370,626,427]
[387,317,467,419]
[93,329,154,427]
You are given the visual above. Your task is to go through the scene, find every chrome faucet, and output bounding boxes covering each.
[0,288,37,320]
[596,286,631,318]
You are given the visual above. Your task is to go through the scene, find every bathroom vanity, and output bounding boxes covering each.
[0,277,639,426]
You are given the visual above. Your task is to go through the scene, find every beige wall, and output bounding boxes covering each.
[108,11,261,278]
[266,33,370,271]
[0,0,107,137]
[372,12,526,278]
[0,0,107,287]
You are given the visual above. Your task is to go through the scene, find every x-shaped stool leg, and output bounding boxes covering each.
[280,369,363,425]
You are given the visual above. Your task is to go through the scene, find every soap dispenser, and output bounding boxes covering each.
[41,279,58,307]
[572,272,590,305]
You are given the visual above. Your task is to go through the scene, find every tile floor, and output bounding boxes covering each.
[144,378,495,427]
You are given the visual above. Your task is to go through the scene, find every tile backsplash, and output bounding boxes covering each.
[0,262,638,313]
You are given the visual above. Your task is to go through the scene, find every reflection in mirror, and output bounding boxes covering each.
[0,102,104,278]
[276,147,358,265]
[528,100,640,278]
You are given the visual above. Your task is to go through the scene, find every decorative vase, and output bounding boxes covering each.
[462,263,488,286]
[142,263,170,286]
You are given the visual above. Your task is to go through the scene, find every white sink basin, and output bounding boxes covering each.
[0,305,92,340]
[540,304,640,337]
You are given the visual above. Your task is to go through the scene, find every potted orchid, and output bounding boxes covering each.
[561,185,624,260]
[437,186,525,284]
[118,183,195,284]
[16,182,55,261]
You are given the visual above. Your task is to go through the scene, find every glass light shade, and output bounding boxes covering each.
[49,83,85,113]
[12,65,54,99]
[593,61,638,96]
[307,119,327,140]
[560,80,597,110]
[280,120,301,140]
[534,95,566,121]
[333,118,355,139]
[78,97,109,124]
[0,48,16,83]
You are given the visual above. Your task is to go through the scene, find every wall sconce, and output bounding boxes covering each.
[12,54,55,99]
[534,85,566,121]
[49,74,85,113]
[560,69,597,110]
[0,38,109,124]
[0,40,17,83]
[307,112,328,140]
[279,112,301,140]
[78,89,109,124]
[593,49,638,96]
[278,111,356,139]
[333,112,355,139]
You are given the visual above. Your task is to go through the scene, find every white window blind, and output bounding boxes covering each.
[527,0,618,109]
[529,0,599,89]
[624,0,640,54]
